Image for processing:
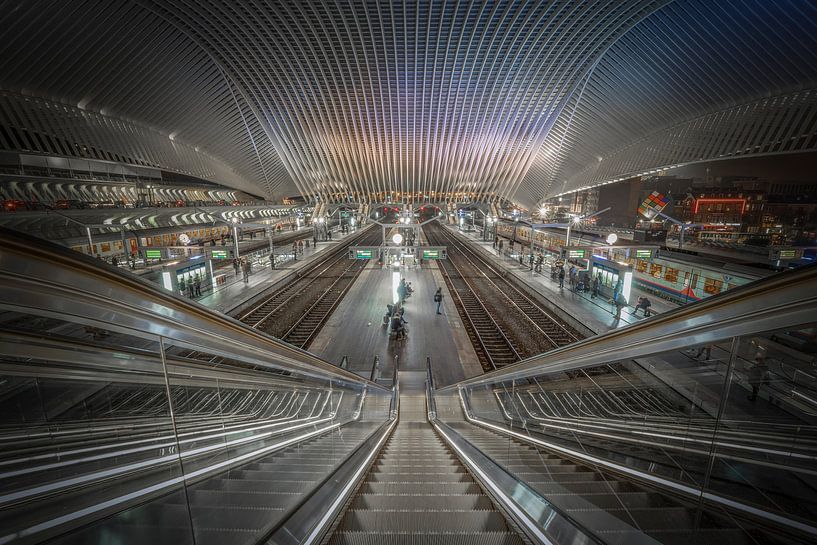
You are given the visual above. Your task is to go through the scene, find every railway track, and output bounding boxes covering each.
[237,227,379,349]
[425,221,582,371]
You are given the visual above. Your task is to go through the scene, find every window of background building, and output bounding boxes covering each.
[650,263,663,278]
[664,267,679,283]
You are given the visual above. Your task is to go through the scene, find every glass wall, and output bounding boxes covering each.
[436,321,817,544]
[0,308,390,544]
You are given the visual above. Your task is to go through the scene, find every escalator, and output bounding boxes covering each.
[446,423,770,545]
[328,372,525,545]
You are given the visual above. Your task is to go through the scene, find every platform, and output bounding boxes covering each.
[308,258,482,387]
[195,225,365,315]
[447,224,679,335]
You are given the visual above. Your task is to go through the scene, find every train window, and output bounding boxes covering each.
[635,260,648,273]
[664,267,679,283]
[704,277,723,295]
[114,241,122,250]
[649,263,663,278]
[100,243,111,253]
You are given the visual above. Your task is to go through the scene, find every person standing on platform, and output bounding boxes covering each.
[233,258,241,277]
[313,234,318,246]
[558,266,565,288]
[328,229,332,241]
[242,259,250,283]
[305,239,310,248]
[613,292,625,320]
[493,236,498,249]
[528,253,534,270]
[591,273,601,299]
[298,239,304,254]
[179,277,187,297]
[498,239,504,255]
[434,287,443,315]
[269,252,275,269]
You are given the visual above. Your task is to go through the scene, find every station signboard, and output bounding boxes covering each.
[145,249,163,261]
[635,249,654,260]
[421,247,447,260]
[567,249,586,259]
[211,249,229,259]
[349,246,377,259]
[769,248,801,261]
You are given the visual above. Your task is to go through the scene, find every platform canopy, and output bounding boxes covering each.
[2,1,817,207]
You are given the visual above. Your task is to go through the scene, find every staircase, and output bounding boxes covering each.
[328,371,524,545]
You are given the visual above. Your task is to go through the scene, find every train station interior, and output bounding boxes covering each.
[1,1,817,544]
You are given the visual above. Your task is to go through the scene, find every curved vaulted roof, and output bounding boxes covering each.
[1,0,816,208]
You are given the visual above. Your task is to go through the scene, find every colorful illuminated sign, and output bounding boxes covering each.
[355,249,373,259]
[211,250,228,259]
[635,249,653,259]
[692,198,746,215]
[638,191,670,219]
[422,249,440,259]
[145,249,162,260]
[567,249,586,259]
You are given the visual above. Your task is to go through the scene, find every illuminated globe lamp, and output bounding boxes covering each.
[392,233,403,245]
[606,233,618,245]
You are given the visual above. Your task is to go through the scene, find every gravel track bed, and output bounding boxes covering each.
[425,222,582,361]
[247,229,380,342]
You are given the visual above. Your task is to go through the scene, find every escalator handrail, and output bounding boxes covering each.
[0,226,386,390]
[440,262,817,390]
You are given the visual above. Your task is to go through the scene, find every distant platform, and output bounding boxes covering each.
[309,259,482,387]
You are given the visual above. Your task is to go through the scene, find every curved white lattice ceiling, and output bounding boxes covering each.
[1,0,816,207]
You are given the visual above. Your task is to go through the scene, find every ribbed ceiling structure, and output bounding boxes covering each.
[1,0,816,207]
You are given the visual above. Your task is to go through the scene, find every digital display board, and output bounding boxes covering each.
[567,249,586,259]
[422,249,440,259]
[211,250,228,259]
[635,249,653,259]
[145,249,162,260]
[355,250,373,259]
[778,249,797,259]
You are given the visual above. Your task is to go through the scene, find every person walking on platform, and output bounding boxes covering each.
[242,259,250,283]
[498,239,504,255]
[493,236,498,249]
[269,252,275,269]
[748,356,770,401]
[528,253,534,270]
[232,258,241,277]
[313,234,318,246]
[558,266,565,289]
[397,280,407,304]
[298,239,304,254]
[292,242,298,260]
[434,287,444,314]
[535,253,544,273]
[328,230,333,241]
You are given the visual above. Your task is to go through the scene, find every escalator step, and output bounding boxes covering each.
[352,494,495,511]
[366,472,473,483]
[338,510,509,532]
[327,531,525,545]
[359,482,483,496]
